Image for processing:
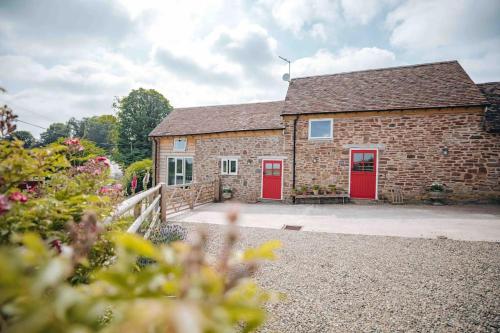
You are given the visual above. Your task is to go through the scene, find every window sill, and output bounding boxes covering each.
[308,138,333,141]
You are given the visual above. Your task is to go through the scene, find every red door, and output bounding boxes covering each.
[350,150,377,199]
[262,160,282,200]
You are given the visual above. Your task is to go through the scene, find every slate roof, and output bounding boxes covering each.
[149,101,284,136]
[283,61,488,115]
[477,82,500,133]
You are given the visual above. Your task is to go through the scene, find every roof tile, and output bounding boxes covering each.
[283,61,487,115]
[149,101,283,136]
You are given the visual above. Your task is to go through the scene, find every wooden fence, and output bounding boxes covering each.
[104,179,220,235]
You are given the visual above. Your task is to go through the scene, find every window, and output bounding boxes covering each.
[309,119,333,140]
[221,158,238,175]
[264,162,281,176]
[173,138,187,152]
[167,157,193,185]
[352,152,374,172]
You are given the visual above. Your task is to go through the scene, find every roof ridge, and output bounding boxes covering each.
[477,81,500,86]
[173,100,284,111]
[291,60,459,81]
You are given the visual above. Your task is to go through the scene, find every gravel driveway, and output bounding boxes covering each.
[182,223,500,332]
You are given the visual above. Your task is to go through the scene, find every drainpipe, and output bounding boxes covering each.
[292,116,298,204]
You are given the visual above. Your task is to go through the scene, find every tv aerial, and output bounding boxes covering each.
[279,56,291,82]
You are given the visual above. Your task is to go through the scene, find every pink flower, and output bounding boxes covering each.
[50,239,62,254]
[9,192,28,203]
[64,138,84,152]
[112,183,123,191]
[95,156,110,167]
[131,175,138,193]
[0,195,11,215]
[64,138,80,146]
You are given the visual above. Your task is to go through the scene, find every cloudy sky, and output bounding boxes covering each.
[1,0,499,137]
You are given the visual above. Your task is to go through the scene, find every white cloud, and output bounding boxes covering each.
[387,0,500,51]
[385,0,500,82]
[310,23,327,41]
[340,0,394,25]
[292,47,397,77]
[260,0,339,37]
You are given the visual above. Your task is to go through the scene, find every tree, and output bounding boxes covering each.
[82,115,118,154]
[12,130,35,148]
[39,122,70,146]
[114,88,172,166]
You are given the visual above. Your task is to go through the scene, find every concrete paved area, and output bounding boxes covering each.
[170,202,500,241]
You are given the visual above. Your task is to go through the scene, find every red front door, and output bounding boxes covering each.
[262,160,282,200]
[350,150,377,199]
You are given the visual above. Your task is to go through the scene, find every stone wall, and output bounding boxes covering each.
[283,107,500,202]
[156,130,285,202]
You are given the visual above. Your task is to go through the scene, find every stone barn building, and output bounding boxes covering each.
[150,61,500,203]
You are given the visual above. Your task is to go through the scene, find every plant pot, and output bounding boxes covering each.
[313,190,319,195]
[222,192,232,200]
[429,191,446,200]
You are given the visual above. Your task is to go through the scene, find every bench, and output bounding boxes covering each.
[293,193,350,204]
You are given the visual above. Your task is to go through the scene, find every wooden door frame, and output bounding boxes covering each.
[348,148,379,200]
[260,159,284,200]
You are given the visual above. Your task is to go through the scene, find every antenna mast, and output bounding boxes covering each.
[278,56,291,82]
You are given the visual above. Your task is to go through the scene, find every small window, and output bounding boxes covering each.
[173,138,187,151]
[221,158,238,175]
[309,119,333,140]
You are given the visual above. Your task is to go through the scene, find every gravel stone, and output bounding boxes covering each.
[182,223,500,333]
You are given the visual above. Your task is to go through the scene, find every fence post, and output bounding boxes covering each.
[214,177,220,202]
[133,202,141,219]
[160,183,167,223]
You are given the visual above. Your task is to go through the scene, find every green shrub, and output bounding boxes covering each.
[0,138,124,283]
[123,159,152,194]
[0,219,282,332]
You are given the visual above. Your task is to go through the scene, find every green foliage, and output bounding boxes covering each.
[39,122,71,146]
[114,88,172,166]
[12,130,36,148]
[430,182,445,192]
[0,225,282,332]
[68,115,118,154]
[0,139,123,283]
[123,158,152,194]
[54,137,107,166]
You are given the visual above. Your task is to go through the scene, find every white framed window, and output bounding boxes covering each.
[308,119,333,140]
[221,158,238,175]
[167,157,193,185]
[173,138,187,152]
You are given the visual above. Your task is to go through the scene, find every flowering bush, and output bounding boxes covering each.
[0,136,123,283]
[123,158,152,195]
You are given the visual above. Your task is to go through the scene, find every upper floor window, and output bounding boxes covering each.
[173,138,187,151]
[221,158,238,175]
[308,119,333,140]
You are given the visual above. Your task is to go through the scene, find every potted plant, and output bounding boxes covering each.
[428,182,446,204]
[327,184,336,194]
[300,185,308,195]
[222,186,232,200]
[312,184,320,195]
